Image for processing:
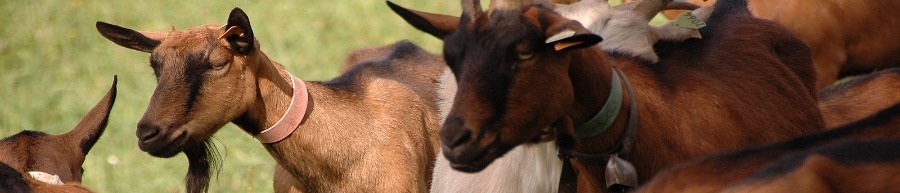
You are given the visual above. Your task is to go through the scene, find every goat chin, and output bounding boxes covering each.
[430,141,562,193]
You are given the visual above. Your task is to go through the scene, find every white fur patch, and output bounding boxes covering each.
[430,141,562,193]
[554,0,612,34]
[29,171,64,185]
[552,0,712,63]
[436,67,457,122]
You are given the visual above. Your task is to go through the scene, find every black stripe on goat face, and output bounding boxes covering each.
[439,6,576,172]
[148,43,213,113]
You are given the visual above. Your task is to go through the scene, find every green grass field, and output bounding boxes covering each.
[1,0,655,192]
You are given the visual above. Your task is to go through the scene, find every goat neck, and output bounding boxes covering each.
[559,48,641,192]
[232,52,298,137]
[562,48,634,151]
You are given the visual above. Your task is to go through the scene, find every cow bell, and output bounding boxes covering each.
[605,154,638,192]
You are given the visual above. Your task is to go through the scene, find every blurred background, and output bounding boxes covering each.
[0,0,645,192]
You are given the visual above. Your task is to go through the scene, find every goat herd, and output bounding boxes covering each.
[2,0,898,192]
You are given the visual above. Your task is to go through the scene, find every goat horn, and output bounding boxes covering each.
[462,0,484,19]
[533,0,556,8]
[627,0,674,20]
[490,0,526,11]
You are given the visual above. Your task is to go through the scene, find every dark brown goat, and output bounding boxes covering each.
[636,103,900,192]
[389,0,823,191]
[96,8,451,193]
[628,0,900,90]
[819,68,900,128]
[723,139,900,193]
[0,77,117,193]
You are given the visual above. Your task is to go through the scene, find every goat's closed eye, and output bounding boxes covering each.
[212,62,228,70]
[517,50,534,60]
[516,42,535,60]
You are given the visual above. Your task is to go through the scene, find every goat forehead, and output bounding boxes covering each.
[151,36,219,68]
[163,32,218,52]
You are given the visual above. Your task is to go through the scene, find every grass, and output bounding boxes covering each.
[0,0,664,192]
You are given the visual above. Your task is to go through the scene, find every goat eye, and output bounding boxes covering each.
[212,62,227,70]
[517,50,534,60]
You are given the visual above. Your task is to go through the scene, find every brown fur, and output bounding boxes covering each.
[819,68,900,128]
[96,8,447,193]
[722,140,900,193]
[1,162,94,193]
[632,0,900,90]
[26,179,94,193]
[635,103,900,193]
[339,43,401,72]
[0,77,117,193]
[389,0,823,191]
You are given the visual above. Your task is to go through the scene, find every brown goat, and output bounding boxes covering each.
[0,77,117,193]
[1,163,94,193]
[636,102,900,192]
[723,139,900,193]
[389,0,823,192]
[819,68,900,128]
[96,8,452,193]
[1,162,91,193]
[628,0,900,90]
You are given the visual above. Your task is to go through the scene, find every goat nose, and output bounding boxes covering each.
[136,121,161,142]
[444,128,473,148]
[441,118,474,148]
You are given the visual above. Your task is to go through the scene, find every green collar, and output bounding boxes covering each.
[574,70,623,138]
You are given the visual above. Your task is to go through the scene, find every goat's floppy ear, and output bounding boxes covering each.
[222,7,255,55]
[544,18,602,51]
[63,76,117,155]
[96,22,163,53]
[387,1,459,39]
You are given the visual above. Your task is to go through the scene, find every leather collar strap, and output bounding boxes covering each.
[558,68,640,193]
[574,70,623,138]
[255,73,309,143]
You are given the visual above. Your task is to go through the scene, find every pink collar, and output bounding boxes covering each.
[255,73,309,143]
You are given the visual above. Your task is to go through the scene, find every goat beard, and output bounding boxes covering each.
[183,140,221,193]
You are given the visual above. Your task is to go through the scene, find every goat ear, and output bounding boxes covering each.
[222,7,255,55]
[544,20,602,51]
[387,1,459,39]
[63,76,117,155]
[96,22,163,53]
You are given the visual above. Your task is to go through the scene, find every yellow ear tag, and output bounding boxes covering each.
[674,11,707,29]
[554,41,583,51]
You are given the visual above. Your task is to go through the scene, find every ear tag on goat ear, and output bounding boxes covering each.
[554,41,584,51]
[29,171,64,185]
[674,11,707,29]
[219,26,246,39]
[546,30,576,44]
